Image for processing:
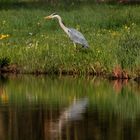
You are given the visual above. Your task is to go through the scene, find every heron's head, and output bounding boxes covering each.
[44,13,58,20]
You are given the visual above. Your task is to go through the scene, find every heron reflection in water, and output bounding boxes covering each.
[50,98,88,139]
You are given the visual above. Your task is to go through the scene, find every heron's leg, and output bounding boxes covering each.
[73,43,76,48]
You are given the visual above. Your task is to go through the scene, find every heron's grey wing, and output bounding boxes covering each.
[68,28,89,47]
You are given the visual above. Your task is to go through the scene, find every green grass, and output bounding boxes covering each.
[0,4,140,77]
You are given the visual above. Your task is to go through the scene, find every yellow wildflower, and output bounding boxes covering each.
[124,25,128,29]
[0,34,10,40]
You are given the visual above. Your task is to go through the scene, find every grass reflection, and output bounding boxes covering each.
[0,75,140,120]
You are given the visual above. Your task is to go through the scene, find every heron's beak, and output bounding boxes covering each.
[44,16,52,20]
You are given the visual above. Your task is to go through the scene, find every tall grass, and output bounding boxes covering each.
[0,4,140,76]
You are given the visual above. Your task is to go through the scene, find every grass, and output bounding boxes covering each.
[0,3,140,77]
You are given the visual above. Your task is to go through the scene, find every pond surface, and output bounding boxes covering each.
[0,75,140,140]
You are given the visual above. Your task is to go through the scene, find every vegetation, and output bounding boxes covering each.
[0,3,140,78]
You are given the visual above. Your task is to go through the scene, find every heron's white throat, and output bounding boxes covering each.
[53,15,69,35]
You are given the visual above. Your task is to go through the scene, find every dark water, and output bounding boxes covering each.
[0,75,140,140]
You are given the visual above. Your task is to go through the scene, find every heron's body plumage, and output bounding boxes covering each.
[68,28,89,48]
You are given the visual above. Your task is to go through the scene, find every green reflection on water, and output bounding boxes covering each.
[0,75,140,120]
[0,75,140,140]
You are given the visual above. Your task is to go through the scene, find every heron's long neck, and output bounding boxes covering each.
[56,16,68,35]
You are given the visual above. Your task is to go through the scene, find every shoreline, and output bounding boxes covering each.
[0,66,139,82]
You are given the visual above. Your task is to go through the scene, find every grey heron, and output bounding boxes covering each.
[44,13,89,48]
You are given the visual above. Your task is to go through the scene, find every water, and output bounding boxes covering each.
[0,75,140,140]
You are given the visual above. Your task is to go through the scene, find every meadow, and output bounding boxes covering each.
[0,3,140,78]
